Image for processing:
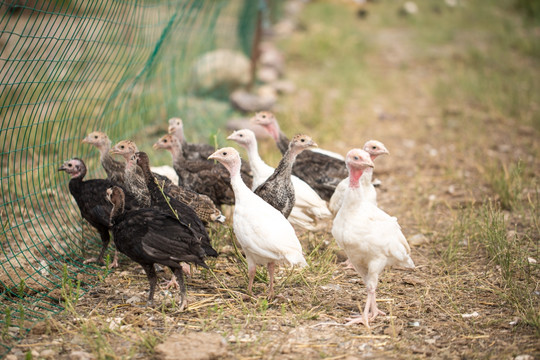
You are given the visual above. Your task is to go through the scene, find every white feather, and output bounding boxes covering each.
[150,165,179,185]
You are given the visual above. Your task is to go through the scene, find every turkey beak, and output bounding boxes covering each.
[58,164,66,172]
[367,159,375,168]
[311,141,318,148]
[226,133,235,141]
[208,150,220,161]
[81,137,89,144]
[109,148,119,155]
[167,126,175,134]
[152,142,160,150]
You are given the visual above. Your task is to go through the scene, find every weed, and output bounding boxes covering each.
[485,160,524,211]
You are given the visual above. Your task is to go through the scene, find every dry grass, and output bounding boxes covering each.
[3,0,540,358]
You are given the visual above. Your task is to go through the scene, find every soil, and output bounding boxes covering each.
[4,1,540,359]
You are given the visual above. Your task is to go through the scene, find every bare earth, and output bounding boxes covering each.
[5,1,540,359]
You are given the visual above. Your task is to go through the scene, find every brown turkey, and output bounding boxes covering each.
[251,111,347,201]
[106,186,208,309]
[110,140,224,224]
[254,134,317,218]
[154,134,252,207]
[168,117,216,161]
[58,158,139,268]
[82,131,126,185]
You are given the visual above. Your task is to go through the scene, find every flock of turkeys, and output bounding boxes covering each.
[59,112,414,327]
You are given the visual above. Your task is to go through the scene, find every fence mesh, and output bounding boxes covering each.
[0,0,268,354]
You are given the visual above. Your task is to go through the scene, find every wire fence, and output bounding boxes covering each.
[0,0,272,354]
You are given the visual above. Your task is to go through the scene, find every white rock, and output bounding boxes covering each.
[40,349,56,358]
[514,355,534,360]
[527,257,537,264]
[69,350,94,360]
[321,284,341,291]
[408,233,429,246]
[461,311,479,318]
[191,49,251,93]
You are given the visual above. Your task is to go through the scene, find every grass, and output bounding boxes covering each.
[3,0,540,358]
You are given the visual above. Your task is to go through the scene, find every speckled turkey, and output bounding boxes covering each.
[251,111,348,201]
[253,134,317,218]
[154,134,252,207]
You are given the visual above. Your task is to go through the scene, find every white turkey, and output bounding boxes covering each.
[329,140,389,215]
[208,147,307,298]
[227,129,332,231]
[332,148,414,327]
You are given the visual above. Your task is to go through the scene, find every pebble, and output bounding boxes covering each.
[514,356,534,360]
[69,350,94,360]
[126,295,142,304]
[40,349,56,358]
[408,233,429,246]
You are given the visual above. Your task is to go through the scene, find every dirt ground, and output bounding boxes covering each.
[4,1,540,359]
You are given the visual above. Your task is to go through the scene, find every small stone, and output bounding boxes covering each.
[31,350,40,358]
[230,89,276,112]
[321,284,341,291]
[127,296,142,304]
[514,355,534,360]
[69,350,94,360]
[461,311,479,318]
[5,355,17,360]
[408,233,429,246]
[409,321,420,327]
[527,257,537,264]
[400,1,418,15]
[257,66,279,83]
[40,349,56,358]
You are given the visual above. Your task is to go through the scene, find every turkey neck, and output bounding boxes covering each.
[228,161,250,199]
[139,159,161,198]
[360,167,373,186]
[172,127,188,148]
[265,121,290,155]
[274,145,302,179]
[99,142,125,175]
[348,168,365,189]
[244,140,268,183]
[68,164,87,195]
[168,140,185,166]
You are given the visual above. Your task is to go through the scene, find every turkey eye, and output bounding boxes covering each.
[372,146,377,149]
[353,156,359,160]
[68,163,72,167]
[164,139,168,143]
[223,152,227,155]
[300,138,305,142]
[239,134,243,137]
[120,145,124,149]
[262,115,266,118]
[94,136,98,139]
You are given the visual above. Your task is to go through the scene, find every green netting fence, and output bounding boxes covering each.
[0,0,275,354]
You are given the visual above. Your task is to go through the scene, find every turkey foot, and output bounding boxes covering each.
[83,257,104,266]
[108,251,119,269]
